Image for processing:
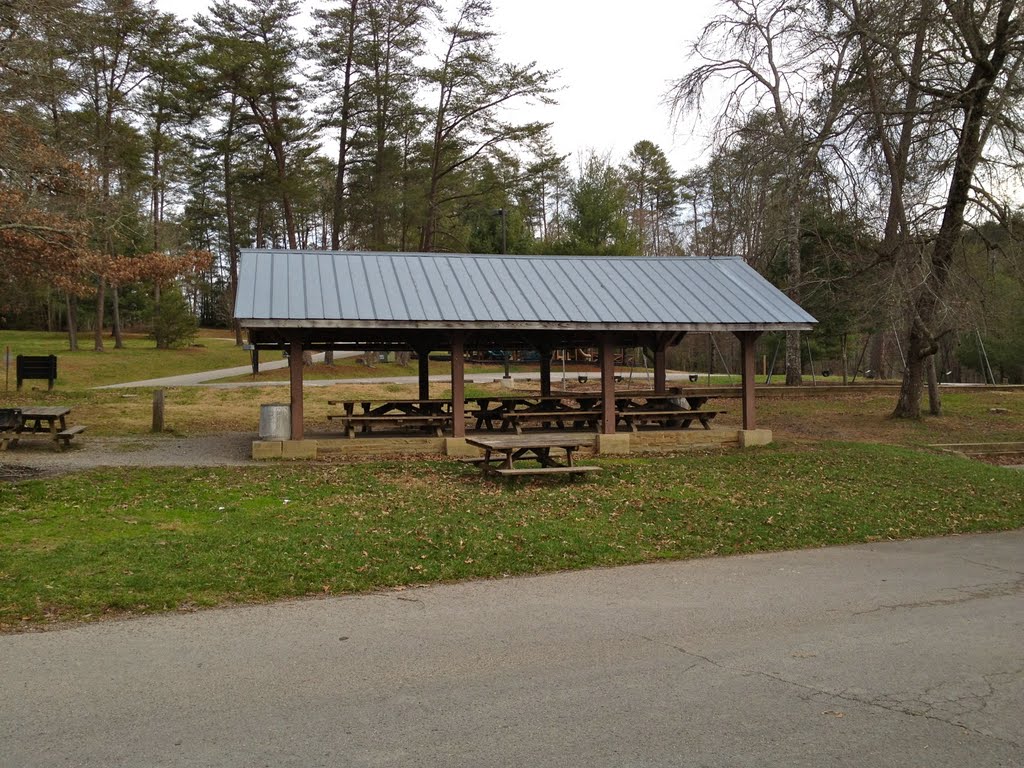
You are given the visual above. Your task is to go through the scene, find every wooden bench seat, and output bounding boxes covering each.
[56,425,86,449]
[331,413,452,438]
[616,409,726,431]
[499,410,602,434]
[493,465,601,477]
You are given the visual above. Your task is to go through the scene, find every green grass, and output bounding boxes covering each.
[0,330,249,388]
[2,442,1021,629]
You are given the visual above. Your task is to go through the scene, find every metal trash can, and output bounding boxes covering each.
[258,404,291,439]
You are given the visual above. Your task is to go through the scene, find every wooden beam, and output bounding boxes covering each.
[735,331,762,430]
[600,336,616,434]
[289,337,304,440]
[417,347,430,400]
[653,336,668,394]
[539,347,552,397]
[450,332,465,437]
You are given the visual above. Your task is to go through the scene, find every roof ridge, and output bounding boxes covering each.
[238,248,742,262]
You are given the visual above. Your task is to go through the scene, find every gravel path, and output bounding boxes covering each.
[0,433,256,479]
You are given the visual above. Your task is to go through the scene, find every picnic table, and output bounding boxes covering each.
[564,390,723,432]
[610,392,723,431]
[0,406,85,451]
[467,396,596,433]
[327,398,454,438]
[464,434,600,478]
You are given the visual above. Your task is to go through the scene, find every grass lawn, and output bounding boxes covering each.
[1,332,1021,631]
[2,441,1021,629]
[0,330,250,389]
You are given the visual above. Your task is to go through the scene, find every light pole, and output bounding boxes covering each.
[495,207,507,254]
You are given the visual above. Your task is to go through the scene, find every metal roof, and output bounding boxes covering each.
[234,250,816,331]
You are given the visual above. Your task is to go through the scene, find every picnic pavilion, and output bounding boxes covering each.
[234,249,816,458]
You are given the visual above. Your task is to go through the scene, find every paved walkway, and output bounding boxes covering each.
[93,352,335,389]
[2,531,1021,767]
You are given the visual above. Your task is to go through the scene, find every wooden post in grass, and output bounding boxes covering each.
[152,389,165,433]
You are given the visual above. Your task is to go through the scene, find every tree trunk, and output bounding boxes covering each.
[926,355,941,415]
[65,293,79,351]
[891,0,1014,417]
[893,321,927,418]
[331,0,358,251]
[111,284,124,348]
[94,276,105,352]
[224,100,243,346]
[783,194,802,385]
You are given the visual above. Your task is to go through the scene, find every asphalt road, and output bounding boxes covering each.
[2,531,1022,767]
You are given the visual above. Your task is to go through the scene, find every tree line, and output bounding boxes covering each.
[1,0,1022,412]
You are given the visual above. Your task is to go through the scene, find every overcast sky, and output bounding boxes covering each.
[155,0,721,175]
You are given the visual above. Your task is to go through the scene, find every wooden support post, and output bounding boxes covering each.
[151,389,164,433]
[600,336,616,434]
[450,333,465,437]
[417,347,430,400]
[653,338,668,394]
[735,331,761,431]
[539,348,552,397]
[289,337,304,441]
[251,349,259,377]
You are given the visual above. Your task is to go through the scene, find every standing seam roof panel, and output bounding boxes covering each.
[316,253,337,318]
[617,259,687,322]
[594,259,657,323]
[303,253,324,320]
[449,258,494,321]
[560,258,629,322]
[251,251,267,317]
[679,264,745,323]
[693,260,771,323]
[234,250,817,327]
[474,259,518,321]
[648,261,720,322]
[458,259,498,321]
[526,259,578,322]
[333,255,356,320]
[407,257,440,319]
[377,256,406,321]
[502,258,553,321]
[393,256,425,319]
[703,259,780,322]
[271,251,291,318]
[365,254,395,320]
[730,261,813,323]
[420,258,459,320]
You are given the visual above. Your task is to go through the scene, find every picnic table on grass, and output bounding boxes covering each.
[464,434,600,478]
[0,406,85,451]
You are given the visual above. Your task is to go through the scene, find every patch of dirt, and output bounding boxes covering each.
[972,454,1024,467]
[0,433,256,477]
[0,463,47,482]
